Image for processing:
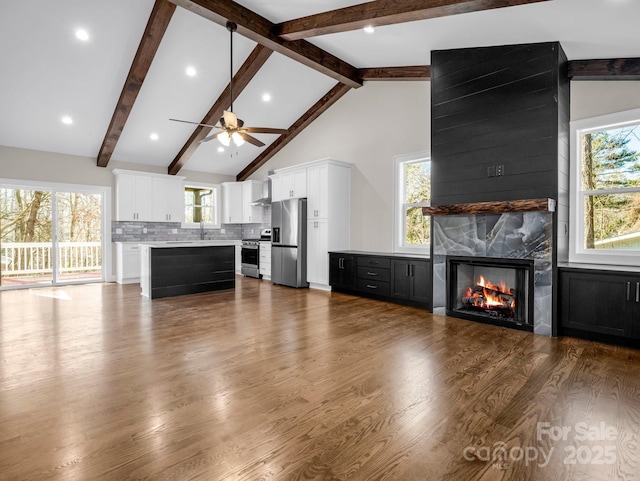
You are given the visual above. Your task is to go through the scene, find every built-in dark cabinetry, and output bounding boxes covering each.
[391,260,431,305]
[357,255,391,297]
[329,251,431,309]
[329,254,356,290]
[559,268,640,346]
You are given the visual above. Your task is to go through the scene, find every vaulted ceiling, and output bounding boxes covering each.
[1,0,639,180]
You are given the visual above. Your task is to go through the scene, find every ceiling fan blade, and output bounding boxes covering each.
[239,132,265,147]
[244,127,288,135]
[223,110,238,129]
[169,118,219,129]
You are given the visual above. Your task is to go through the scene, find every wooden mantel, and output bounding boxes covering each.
[422,198,556,216]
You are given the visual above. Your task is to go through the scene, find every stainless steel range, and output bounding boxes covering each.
[241,228,271,278]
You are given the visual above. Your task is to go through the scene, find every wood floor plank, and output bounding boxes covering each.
[1,278,639,480]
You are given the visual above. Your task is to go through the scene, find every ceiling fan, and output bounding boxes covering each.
[170,21,287,148]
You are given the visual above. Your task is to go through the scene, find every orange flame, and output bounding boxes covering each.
[477,275,508,294]
[463,275,516,311]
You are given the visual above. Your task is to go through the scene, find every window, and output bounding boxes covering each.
[183,183,220,229]
[394,153,431,254]
[570,108,640,265]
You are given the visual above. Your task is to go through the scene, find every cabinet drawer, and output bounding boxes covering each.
[357,266,390,282]
[357,256,390,269]
[357,278,390,297]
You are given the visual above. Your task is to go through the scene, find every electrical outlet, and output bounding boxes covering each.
[115,228,123,234]
[171,228,178,234]
[143,227,147,234]
[496,164,504,176]
[487,166,495,177]
[221,228,225,234]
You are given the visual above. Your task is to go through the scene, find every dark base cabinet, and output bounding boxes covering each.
[391,259,431,305]
[329,254,356,290]
[559,268,640,348]
[329,251,431,310]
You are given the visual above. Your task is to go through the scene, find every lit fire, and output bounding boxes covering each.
[477,275,507,294]
[464,275,515,310]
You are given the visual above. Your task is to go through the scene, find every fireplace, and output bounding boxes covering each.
[446,256,534,332]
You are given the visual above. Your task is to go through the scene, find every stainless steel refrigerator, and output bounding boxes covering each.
[271,198,309,288]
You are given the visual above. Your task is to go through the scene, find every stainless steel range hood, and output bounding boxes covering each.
[249,177,272,206]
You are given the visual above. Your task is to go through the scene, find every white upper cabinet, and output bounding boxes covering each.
[271,168,307,201]
[307,163,329,219]
[222,180,264,224]
[114,170,184,222]
[242,180,263,224]
[222,182,244,224]
[153,176,184,223]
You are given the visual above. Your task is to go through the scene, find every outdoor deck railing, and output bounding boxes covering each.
[0,242,102,275]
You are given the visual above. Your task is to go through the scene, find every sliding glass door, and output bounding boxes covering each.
[55,192,103,283]
[0,183,105,288]
[0,188,53,286]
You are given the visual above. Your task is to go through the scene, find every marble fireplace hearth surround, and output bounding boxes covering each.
[424,199,555,336]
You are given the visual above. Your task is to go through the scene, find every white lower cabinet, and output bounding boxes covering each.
[307,218,329,289]
[116,243,141,284]
[235,241,242,274]
[259,242,271,279]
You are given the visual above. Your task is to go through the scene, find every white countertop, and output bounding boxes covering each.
[138,240,237,248]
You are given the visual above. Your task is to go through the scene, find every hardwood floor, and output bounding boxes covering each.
[1,277,639,481]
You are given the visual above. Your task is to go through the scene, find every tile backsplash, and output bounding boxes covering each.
[112,205,272,242]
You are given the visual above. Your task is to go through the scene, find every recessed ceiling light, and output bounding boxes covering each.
[364,26,375,34]
[150,133,159,141]
[61,116,73,125]
[75,29,89,41]
[185,66,197,77]
[262,93,272,102]
[217,146,225,153]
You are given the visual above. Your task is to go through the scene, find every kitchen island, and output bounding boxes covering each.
[139,241,235,299]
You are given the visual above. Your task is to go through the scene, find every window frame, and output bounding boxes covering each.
[181,182,221,230]
[393,152,431,255]
[569,107,640,266]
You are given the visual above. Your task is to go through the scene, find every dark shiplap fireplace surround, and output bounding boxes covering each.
[428,42,570,336]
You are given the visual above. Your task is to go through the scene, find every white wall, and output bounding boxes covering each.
[0,145,235,186]
[571,81,640,120]
[250,81,431,252]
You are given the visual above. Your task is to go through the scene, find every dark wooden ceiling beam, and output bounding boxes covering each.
[360,65,430,81]
[568,58,640,80]
[166,0,362,88]
[276,0,552,41]
[236,83,352,181]
[97,0,176,167]
[167,45,273,175]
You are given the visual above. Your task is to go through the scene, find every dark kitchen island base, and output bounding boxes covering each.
[140,243,235,299]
